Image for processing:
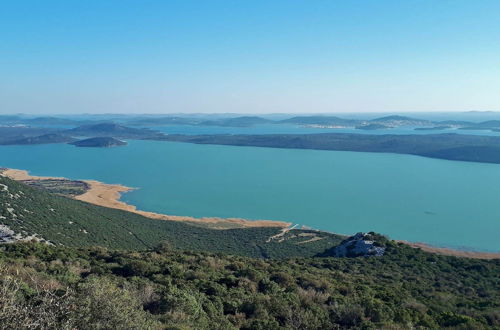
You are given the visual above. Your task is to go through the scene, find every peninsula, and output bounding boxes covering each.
[155,132,500,164]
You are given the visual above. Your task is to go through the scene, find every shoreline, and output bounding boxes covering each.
[399,241,500,260]
[1,168,291,229]
[2,168,499,259]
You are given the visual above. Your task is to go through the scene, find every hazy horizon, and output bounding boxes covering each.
[2,110,500,116]
[2,1,500,114]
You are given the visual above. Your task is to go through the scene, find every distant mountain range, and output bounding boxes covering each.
[3,115,500,154]
[124,114,500,131]
[3,114,500,131]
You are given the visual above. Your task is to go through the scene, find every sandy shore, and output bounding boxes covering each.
[2,168,500,258]
[1,168,291,228]
[75,180,290,228]
[400,241,500,260]
[2,169,67,181]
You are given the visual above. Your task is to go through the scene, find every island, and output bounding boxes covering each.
[70,137,127,148]
[153,132,500,164]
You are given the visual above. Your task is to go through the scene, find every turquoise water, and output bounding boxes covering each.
[1,140,500,252]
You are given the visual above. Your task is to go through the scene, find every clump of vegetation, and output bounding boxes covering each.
[20,179,89,196]
[1,241,499,329]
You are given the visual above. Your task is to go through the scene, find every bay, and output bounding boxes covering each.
[1,140,499,252]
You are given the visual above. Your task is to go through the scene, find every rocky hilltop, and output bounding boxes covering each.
[332,232,386,257]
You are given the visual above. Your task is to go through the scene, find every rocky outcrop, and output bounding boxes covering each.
[0,224,16,243]
[332,232,385,257]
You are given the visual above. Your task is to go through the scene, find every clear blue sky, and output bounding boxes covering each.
[1,0,500,114]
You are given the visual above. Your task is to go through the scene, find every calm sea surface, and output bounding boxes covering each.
[1,140,500,252]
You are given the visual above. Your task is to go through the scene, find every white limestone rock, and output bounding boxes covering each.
[333,232,386,257]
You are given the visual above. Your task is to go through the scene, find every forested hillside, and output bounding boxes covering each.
[1,242,499,329]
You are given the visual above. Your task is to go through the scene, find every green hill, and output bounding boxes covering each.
[1,240,499,329]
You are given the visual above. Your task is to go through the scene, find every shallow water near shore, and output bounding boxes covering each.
[1,140,500,252]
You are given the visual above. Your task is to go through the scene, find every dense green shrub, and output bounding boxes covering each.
[1,242,499,329]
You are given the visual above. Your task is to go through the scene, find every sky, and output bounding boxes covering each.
[1,0,500,114]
